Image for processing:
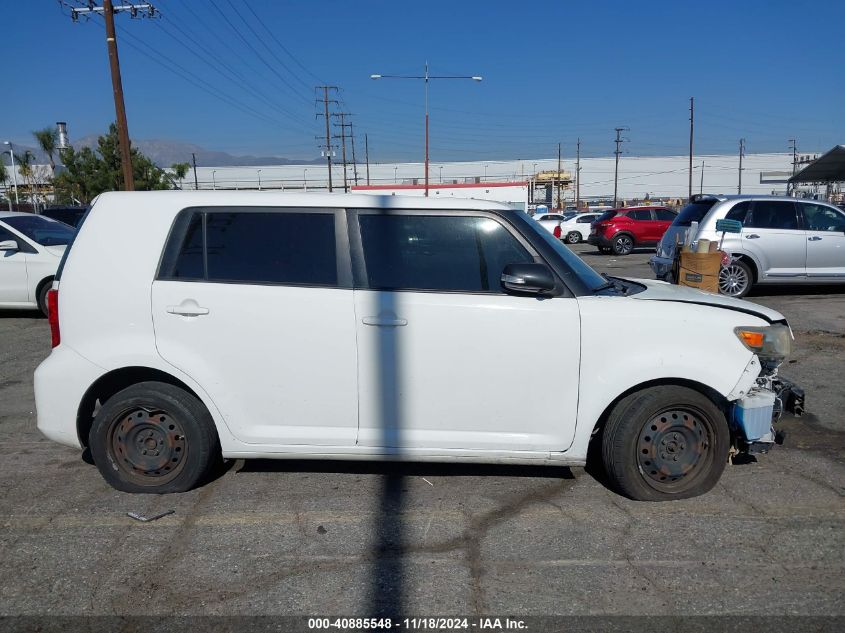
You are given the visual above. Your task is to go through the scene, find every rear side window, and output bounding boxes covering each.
[724,201,751,223]
[746,201,799,230]
[629,209,652,221]
[673,202,716,226]
[358,214,533,293]
[160,210,338,286]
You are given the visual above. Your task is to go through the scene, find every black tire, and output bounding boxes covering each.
[719,259,753,298]
[565,231,581,244]
[611,233,635,256]
[601,386,729,501]
[37,282,51,317]
[89,381,221,493]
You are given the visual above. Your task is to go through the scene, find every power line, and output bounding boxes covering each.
[316,86,338,192]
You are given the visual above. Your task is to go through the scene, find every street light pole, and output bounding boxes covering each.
[303,168,308,191]
[371,64,482,197]
[3,142,19,206]
[257,169,262,191]
[212,170,217,190]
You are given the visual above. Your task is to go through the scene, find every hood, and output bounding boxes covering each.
[626,278,786,324]
[43,245,67,257]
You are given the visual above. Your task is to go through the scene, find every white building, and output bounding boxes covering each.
[178,153,795,201]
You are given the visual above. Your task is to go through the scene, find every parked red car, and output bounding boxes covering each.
[587,206,677,255]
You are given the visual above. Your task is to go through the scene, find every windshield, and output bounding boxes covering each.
[3,215,75,246]
[673,201,717,227]
[519,213,606,291]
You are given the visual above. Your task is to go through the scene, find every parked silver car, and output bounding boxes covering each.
[650,194,845,297]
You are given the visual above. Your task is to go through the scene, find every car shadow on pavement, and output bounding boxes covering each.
[0,309,43,319]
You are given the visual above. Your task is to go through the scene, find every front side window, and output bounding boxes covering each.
[2,215,75,246]
[800,203,845,232]
[746,201,799,230]
[358,214,533,293]
[160,210,338,286]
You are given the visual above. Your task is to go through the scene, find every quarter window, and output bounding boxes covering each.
[746,201,799,230]
[358,214,533,293]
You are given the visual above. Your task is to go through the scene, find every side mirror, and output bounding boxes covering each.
[501,263,556,295]
[0,240,19,252]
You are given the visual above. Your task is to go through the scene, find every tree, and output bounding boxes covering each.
[33,126,59,174]
[170,162,190,189]
[17,150,36,203]
[54,123,175,203]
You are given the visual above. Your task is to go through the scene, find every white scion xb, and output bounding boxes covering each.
[35,192,796,501]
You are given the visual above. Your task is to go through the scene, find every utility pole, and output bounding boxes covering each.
[315,86,338,192]
[349,121,359,186]
[61,1,158,191]
[191,152,198,190]
[788,138,798,196]
[575,138,581,210]
[332,113,352,193]
[557,142,562,209]
[688,96,694,200]
[738,138,745,194]
[700,160,705,194]
[613,127,628,208]
[365,133,371,185]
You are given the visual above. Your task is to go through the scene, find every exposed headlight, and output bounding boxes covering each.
[734,324,792,361]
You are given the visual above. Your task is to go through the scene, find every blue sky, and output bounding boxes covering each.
[4,0,844,162]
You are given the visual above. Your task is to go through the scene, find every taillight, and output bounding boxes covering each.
[47,289,60,348]
[553,225,562,238]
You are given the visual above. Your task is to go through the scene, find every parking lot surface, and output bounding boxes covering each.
[1,245,843,616]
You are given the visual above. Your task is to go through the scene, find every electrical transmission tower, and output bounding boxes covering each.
[332,112,354,193]
[315,86,339,192]
[613,127,629,208]
[59,1,159,191]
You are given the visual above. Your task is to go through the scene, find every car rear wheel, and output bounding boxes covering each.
[37,282,51,317]
[601,386,729,501]
[719,260,752,298]
[565,231,581,244]
[89,381,221,493]
[611,234,634,256]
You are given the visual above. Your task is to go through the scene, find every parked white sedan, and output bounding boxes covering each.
[534,212,576,237]
[0,212,74,314]
[559,212,602,244]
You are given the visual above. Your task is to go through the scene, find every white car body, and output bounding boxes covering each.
[558,213,602,243]
[35,192,787,474]
[534,212,575,236]
[0,212,70,311]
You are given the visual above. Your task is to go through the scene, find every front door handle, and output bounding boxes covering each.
[808,236,823,241]
[362,316,407,327]
[745,234,760,239]
[167,300,209,317]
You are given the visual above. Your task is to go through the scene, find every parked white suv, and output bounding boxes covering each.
[36,192,798,501]
[559,212,602,244]
[651,195,845,297]
[0,212,75,314]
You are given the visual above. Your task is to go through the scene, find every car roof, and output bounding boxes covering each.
[92,190,516,211]
[691,194,833,204]
[0,211,38,219]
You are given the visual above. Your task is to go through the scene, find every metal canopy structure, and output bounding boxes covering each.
[789,145,845,183]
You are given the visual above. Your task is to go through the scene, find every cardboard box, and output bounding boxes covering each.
[678,251,721,293]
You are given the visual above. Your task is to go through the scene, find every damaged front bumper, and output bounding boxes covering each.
[730,374,805,455]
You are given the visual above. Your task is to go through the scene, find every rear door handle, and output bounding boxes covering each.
[167,301,209,317]
[745,234,760,239]
[362,316,407,327]
[808,236,823,241]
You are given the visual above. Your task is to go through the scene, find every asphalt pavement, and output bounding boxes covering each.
[1,245,843,619]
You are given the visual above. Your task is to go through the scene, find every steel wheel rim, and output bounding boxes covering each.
[108,407,187,485]
[637,407,713,492]
[566,232,580,244]
[616,236,633,254]
[719,264,749,296]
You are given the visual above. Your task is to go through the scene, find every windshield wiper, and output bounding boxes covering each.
[593,273,628,294]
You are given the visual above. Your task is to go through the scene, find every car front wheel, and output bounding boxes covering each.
[89,381,221,493]
[601,386,729,501]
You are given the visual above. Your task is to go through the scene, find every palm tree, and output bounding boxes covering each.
[17,150,36,204]
[33,127,58,174]
[170,162,190,189]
